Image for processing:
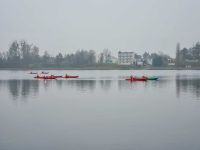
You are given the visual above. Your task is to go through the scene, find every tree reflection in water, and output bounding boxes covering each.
[7,80,39,101]
[2,76,200,102]
[99,80,112,91]
[4,80,98,101]
[8,80,21,100]
[176,75,200,98]
[118,78,170,90]
[59,80,97,92]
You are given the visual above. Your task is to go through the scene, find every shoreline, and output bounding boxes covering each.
[0,66,199,70]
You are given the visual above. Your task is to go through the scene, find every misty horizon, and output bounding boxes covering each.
[1,0,200,57]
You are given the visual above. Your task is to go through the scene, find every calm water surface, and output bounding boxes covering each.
[0,70,200,150]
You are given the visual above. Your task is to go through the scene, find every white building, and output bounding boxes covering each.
[118,51,135,65]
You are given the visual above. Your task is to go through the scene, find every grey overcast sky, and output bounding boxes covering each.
[0,0,200,57]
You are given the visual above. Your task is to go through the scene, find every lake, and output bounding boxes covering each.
[0,70,200,150]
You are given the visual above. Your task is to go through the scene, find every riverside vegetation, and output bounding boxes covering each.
[0,40,200,69]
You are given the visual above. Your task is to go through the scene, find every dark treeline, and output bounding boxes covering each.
[176,42,200,67]
[151,53,170,67]
[0,40,96,68]
[141,51,171,67]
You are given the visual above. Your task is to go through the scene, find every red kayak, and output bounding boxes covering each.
[34,75,56,79]
[51,75,63,78]
[126,76,147,81]
[62,75,79,79]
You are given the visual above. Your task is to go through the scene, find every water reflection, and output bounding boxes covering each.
[118,78,170,90]
[2,76,200,101]
[176,75,200,98]
[1,80,98,101]
[99,80,112,91]
[56,80,113,92]
[61,80,97,91]
[0,80,6,91]
[7,80,39,100]
[8,80,21,100]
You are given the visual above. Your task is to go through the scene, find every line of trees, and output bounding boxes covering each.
[176,42,200,67]
[0,40,174,68]
[0,40,96,68]
[151,53,170,67]
[133,51,171,67]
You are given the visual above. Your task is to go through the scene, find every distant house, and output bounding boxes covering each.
[136,60,143,66]
[168,58,175,66]
[134,54,144,66]
[118,51,135,65]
